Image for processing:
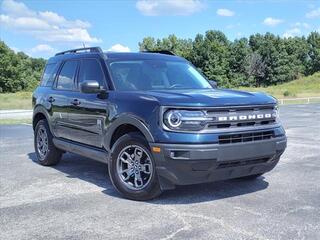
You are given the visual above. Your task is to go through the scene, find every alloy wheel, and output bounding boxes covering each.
[116,145,153,190]
[36,125,49,160]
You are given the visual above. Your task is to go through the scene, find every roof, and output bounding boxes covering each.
[105,52,185,61]
[47,49,185,64]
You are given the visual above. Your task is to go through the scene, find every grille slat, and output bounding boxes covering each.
[219,131,275,144]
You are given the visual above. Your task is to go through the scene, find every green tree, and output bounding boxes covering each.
[249,33,300,86]
[228,38,251,87]
[139,34,193,59]
[0,41,23,92]
[138,37,157,51]
[191,31,230,87]
[246,52,266,87]
[139,31,319,88]
[284,36,309,75]
[0,40,46,92]
[307,32,320,74]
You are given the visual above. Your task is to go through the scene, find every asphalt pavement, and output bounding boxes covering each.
[0,104,319,240]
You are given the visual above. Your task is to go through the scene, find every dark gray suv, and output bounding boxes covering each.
[33,47,287,200]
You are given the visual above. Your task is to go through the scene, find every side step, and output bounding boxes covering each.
[53,138,108,164]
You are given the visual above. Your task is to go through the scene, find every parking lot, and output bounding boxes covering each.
[0,104,319,240]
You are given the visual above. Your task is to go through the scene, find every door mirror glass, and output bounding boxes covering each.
[209,80,217,88]
[80,80,102,94]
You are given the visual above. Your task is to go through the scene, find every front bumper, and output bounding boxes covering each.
[150,136,287,190]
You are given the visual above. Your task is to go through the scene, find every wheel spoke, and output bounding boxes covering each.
[122,168,134,180]
[120,156,131,164]
[39,130,44,139]
[38,140,43,147]
[134,148,143,161]
[123,152,133,161]
[134,172,143,188]
[140,163,151,174]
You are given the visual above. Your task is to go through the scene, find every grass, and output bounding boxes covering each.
[0,73,319,110]
[0,118,32,125]
[237,72,320,99]
[0,92,32,110]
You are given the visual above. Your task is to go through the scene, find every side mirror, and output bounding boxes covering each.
[209,80,217,88]
[80,80,103,94]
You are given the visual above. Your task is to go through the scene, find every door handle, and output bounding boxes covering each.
[48,96,55,103]
[71,99,81,106]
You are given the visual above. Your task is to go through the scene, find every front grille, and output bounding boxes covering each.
[217,157,270,169]
[204,105,277,130]
[218,130,275,144]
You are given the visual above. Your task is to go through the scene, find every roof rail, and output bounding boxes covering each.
[142,50,176,56]
[55,47,103,56]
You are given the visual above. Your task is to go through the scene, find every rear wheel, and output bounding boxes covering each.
[109,132,162,200]
[34,119,62,166]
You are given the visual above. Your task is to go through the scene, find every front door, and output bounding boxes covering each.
[67,58,109,148]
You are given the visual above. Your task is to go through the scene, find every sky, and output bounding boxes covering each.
[0,0,319,58]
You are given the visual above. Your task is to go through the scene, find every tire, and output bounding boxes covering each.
[109,132,162,200]
[34,119,62,166]
[240,173,264,180]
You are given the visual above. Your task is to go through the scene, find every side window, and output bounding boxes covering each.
[56,60,78,90]
[78,59,105,87]
[41,63,57,87]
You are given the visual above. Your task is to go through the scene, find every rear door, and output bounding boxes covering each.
[67,58,109,147]
[51,60,79,140]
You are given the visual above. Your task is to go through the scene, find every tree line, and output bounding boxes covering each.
[139,31,320,88]
[0,31,319,93]
[0,41,46,93]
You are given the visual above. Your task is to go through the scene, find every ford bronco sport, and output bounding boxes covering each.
[32,47,287,200]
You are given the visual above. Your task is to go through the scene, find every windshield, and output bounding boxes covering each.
[108,60,212,91]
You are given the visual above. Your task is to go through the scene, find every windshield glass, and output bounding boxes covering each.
[108,60,212,91]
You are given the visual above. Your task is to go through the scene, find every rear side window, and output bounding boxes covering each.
[78,59,105,87]
[41,63,57,87]
[56,60,78,90]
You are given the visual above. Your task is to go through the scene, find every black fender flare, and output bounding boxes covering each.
[104,114,154,151]
[32,105,52,131]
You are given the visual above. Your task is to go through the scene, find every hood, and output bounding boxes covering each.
[139,88,276,107]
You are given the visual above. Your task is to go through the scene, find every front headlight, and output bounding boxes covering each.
[163,110,209,131]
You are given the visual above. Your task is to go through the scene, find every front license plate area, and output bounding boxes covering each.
[217,140,276,161]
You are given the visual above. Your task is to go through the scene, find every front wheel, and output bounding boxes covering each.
[108,132,162,200]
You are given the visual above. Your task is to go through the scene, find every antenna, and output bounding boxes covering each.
[82,42,86,48]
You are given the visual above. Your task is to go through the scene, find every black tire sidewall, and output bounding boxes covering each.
[109,132,161,200]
